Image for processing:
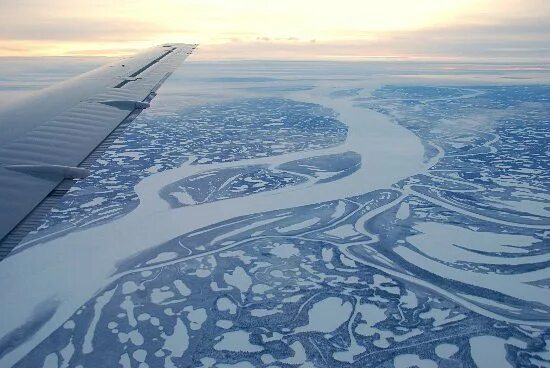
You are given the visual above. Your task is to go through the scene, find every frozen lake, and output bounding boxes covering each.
[0,60,548,367]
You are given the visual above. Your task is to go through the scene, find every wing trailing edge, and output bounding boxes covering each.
[0,43,197,258]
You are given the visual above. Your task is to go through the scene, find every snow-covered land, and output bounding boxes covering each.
[0,61,548,367]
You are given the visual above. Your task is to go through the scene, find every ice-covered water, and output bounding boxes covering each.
[0,61,548,367]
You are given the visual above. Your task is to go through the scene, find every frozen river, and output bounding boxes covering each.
[0,60,548,367]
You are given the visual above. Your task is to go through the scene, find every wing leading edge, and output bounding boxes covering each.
[0,44,197,256]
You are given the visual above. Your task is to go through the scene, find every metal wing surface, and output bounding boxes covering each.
[0,44,197,255]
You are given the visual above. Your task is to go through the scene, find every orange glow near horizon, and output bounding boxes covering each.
[1,0,548,60]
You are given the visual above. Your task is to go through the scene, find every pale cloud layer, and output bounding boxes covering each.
[0,0,548,60]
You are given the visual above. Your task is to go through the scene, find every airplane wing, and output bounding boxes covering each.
[0,43,197,257]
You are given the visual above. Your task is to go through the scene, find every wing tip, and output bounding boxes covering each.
[160,43,199,48]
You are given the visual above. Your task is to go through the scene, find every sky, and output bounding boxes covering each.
[0,0,549,61]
